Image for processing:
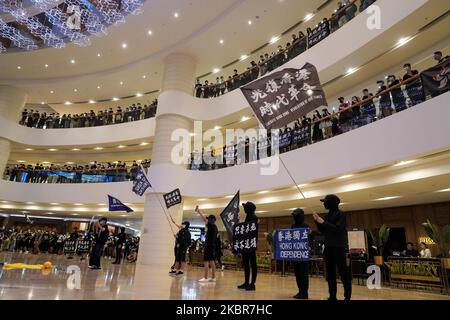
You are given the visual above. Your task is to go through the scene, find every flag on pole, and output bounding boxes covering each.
[132,165,152,196]
[163,188,182,208]
[220,190,240,241]
[108,195,134,213]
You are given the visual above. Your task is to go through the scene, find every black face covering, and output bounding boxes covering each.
[323,198,339,210]
[293,214,304,225]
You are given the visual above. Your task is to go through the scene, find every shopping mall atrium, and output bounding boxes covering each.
[0,0,449,303]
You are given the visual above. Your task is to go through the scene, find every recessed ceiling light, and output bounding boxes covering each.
[174,12,179,18]
[140,142,149,146]
[307,89,313,96]
[393,160,416,167]
[136,93,143,97]
[94,147,103,150]
[212,68,220,74]
[338,174,353,179]
[98,203,105,206]
[17,66,21,70]
[240,55,248,61]
[119,81,124,85]
[437,188,450,193]
[73,88,78,92]
[50,90,54,94]
[189,132,195,137]
[97,53,101,57]
[148,30,152,35]
[121,43,127,49]
[44,64,49,68]
[73,203,83,206]
[255,211,267,213]
[213,125,222,130]
[397,36,411,47]
[42,161,50,164]
[219,39,224,44]
[258,190,269,194]
[0,201,8,203]
[72,213,80,216]
[225,195,234,199]
[142,75,147,79]
[117,145,126,148]
[50,203,59,205]
[41,102,45,105]
[112,97,119,101]
[25,148,33,151]
[304,13,314,21]
[270,36,280,44]
[17,160,25,163]
[198,198,207,201]
[72,148,80,151]
[97,86,101,89]
[346,67,357,75]
[374,196,401,201]
[248,20,252,25]
[120,214,128,217]
[48,148,57,151]
[64,101,72,105]
[47,212,55,215]
[241,116,250,122]
[66,162,74,164]
[26,202,34,205]
[89,100,95,104]
[70,59,75,64]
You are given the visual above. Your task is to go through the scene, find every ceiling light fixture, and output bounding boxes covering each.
[240,54,248,61]
[142,75,147,79]
[50,90,54,94]
[225,195,234,199]
[393,160,416,167]
[213,125,222,130]
[70,59,75,64]
[148,30,152,35]
[73,88,78,92]
[248,20,252,25]
[41,102,45,105]
[88,100,95,104]
[64,101,72,105]
[304,13,314,21]
[212,68,220,74]
[120,81,124,85]
[346,67,357,75]
[117,145,126,148]
[241,116,250,122]
[112,97,119,101]
[44,64,49,68]
[25,148,33,151]
[94,147,103,150]
[397,36,411,47]
[121,43,127,49]
[17,66,21,70]
[374,196,401,201]
[136,93,143,97]
[17,160,25,163]
[140,142,149,146]
[48,148,57,151]
[174,12,179,18]
[219,39,224,44]
[338,174,353,179]
[97,86,101,89]
[258,190,270,194]
[437,188,450,193]
[270,36,280,44]
[72,148,80,151]
[73,203,83,206]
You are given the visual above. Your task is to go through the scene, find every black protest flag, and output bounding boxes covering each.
[163,188,182,209]
[240,63,328,130]
[220,190,240,241]
[421,58,450,97]
[108,195,134,213]
[132,165,152,196]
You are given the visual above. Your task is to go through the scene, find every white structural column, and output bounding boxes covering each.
[137,53,195,268]
[0,85,28,174]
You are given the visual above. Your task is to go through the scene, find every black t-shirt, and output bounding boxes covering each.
[403,70,418,81]
[205,222,218,248]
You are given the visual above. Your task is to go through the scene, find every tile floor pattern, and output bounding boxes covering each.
[0,252,449,300]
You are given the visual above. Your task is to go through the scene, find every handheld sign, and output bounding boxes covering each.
[274,228,310,261]
[232,221,258,254]
[63,240,77,254]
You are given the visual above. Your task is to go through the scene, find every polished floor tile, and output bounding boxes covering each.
[0,252,449,300]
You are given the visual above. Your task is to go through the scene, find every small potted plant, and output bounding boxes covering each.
[422,220,450,268]
[264,230,275,259]
[368,225,390,265]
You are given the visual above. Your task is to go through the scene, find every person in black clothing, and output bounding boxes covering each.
[169,220,192,276]
[434,51,450,65]
[376,80,393,118]
[291,208,310,299]
[313,194,351,300]
[238,201,259,291]
[387,75,406,112]
[405,242,419,257]
[89,217,109,270]
[402,63,424,106]
[112,227,127,264]
[195,206,218,282]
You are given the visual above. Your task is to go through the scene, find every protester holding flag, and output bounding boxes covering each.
[88,217,109,270]
[168,217,191,276]
[195,206,218,283]
[238,202,259,291]
[291,208,310,299]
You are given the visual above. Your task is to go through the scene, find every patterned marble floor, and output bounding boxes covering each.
[0,252,449,300]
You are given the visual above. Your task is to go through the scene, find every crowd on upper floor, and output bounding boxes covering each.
[4,159,151,184]
[194,0,377,98]
[189,52,449,170]
[18,99,157,129]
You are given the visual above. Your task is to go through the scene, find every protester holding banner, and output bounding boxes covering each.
[291,208,310,299]
[237,202,259,291]
[313,194,351,300]
[88,217,109,270]
[169,219,192,276]
[195,206,218,282]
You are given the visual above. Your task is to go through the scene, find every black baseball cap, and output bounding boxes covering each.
[242,201,256,212]
[320,194,341,204]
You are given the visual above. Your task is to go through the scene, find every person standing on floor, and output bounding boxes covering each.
[313,194,351,300]
[169,220,192,276]
[195,206,218,282]
[89,217,109,270]
[238,201,259,291]
[112,227,127,264]
[291,208,310,299]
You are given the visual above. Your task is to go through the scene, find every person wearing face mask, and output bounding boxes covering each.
[195,206,218,282]
[291,208,310,299]
[89,217,109,270]
[169,220,192,276]
[237,202,259,291]
[313,194,351,300]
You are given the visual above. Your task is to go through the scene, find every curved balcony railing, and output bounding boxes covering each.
[194,0,376,98]
[188,57,449,171]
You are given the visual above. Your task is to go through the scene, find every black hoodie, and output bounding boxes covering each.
[316,197,348,248]
[176,222,191,250]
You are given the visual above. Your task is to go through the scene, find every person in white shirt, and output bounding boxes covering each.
[419,242,432,258]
